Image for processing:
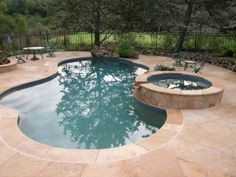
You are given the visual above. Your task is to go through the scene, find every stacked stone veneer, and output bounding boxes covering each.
[135,71,224,109]
[190,55,236,72]
[139,51,236,72]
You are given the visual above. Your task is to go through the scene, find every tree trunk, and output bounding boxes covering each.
[94,0,101,47]
[0,36,4,50]
[175,1,193,52]
[94,29,100,47]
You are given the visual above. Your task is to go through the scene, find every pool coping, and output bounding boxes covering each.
[136,71,224,97]
[134,71,224,109]
[0,56,183,164]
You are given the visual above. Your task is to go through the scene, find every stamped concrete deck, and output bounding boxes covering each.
[0,51,236,177]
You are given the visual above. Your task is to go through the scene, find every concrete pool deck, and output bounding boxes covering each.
[0,51,236,177]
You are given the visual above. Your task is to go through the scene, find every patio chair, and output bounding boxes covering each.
[172,51,188,66]
[45,45,56,58]
[15,51,26,64]
[191,53,209,73]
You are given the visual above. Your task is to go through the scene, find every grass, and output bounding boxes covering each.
[48,32,236,54]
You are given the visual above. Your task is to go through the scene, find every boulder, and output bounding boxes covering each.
[232,65,236,72]
[112,52,120,58]
[90,43,114,58]
[129,51,139,59]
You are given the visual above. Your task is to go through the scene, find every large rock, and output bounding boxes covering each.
[232,65,236,72]
[90,43,114,58]
[128,51,139,59]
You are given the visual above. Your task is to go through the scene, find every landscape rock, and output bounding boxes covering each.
[90,43,114,58]
[232,65,236,72]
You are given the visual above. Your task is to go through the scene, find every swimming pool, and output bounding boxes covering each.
[0,58,166,149]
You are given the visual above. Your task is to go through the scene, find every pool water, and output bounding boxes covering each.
[0,58,166,149]
[149,73,212,90]
[152,79,209,90]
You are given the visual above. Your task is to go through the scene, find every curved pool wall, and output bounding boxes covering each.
[0,57,149,100]
[0,57,167,149]
[135,71,224,109]
[148,73,212,90]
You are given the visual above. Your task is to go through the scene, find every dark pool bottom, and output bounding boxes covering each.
[0,58,167,149]
[148,73,212,90]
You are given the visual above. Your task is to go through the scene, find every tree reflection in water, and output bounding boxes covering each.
[56,58,166,149]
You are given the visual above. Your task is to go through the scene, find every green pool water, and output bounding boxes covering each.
[0,58,166,149]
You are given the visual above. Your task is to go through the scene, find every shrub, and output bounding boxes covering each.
[218,41,236,57]
[154,65,176,71]
[113,39,134,58]
[220,49,234,57]
[113,33,137,58]
[0,53,5,61]
[0,52,10,65]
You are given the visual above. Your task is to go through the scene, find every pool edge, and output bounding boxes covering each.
[0,56,183,164]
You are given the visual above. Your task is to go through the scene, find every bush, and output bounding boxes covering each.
[154,65,176,71]
[218,41,236,57]
[0,52,10,65]
[220,49,234,57]
[113,33,137,58]
[114,35,135,58]
[0,53,6,60]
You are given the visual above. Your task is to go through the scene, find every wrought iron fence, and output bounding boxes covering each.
[0,29,235,54]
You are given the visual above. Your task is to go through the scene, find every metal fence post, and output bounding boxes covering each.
[63,30,67,50]
[194,29,198,52]
[19,34,22,49]
[26,34,30,47]
[90,30,93,49]
[155,31,158,51]
[39,31,43,46]
[46,31,49,45]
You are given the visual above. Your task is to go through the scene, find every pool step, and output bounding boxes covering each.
[1,91,42,112]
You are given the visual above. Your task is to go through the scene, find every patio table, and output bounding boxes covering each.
[23,47,44,60]
[184,60,197,71]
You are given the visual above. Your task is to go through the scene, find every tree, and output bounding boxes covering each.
[113,0,146,31]
[175,0,194,52]
[0,0,7,13]
[176,0,236,51]
[4,0,55,33]
[201,0,236,29]
[55,0,120,46]
[15,15,28,34]
[144,0,178,30]
[146,0,236,52]
[6,0,36,16]
[0,1,15,34]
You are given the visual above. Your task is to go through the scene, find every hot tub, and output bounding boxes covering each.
[148,73,212,90]
[135,71,224,109]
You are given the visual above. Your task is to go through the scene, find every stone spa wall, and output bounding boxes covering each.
[135,71,224,110]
